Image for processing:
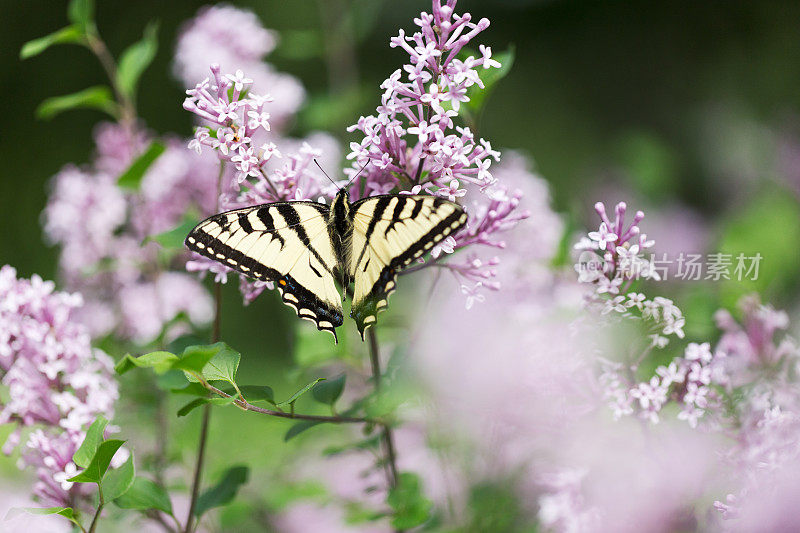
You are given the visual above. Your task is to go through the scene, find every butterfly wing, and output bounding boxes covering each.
[349,194,468,338]
[185,202,344,341]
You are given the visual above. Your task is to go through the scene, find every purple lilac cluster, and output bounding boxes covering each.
[575,201,685,346]
[44,5,317,337]
[0,266,119,507]
[183,1,526,308]
[43,123,217,343]
[537,469,599,533]
[183,65,341,302]
[184,67,281,188]
[599,341,726,426]
[173,4,304,127]
[341,0,527,305]
[711,296,800,521]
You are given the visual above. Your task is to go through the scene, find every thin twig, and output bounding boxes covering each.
[88,486,104,533]
[184,404,210,533]
[85,33,135,125]
[184,164,225,533]
[203,383,372,423]
[367,329,400,489]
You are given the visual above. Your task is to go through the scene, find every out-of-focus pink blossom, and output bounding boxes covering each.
[0,266,118,507]
[43,123,216,343]
[173,4,304,126]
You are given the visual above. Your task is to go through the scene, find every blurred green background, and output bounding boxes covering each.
[2,0,800,526]
[5,0,800,280]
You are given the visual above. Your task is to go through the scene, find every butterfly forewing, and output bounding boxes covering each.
[185,202,344,341]
[349,194,468,338]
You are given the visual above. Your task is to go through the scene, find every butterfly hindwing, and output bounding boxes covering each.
[349,194,468,338]
[185,202,344,341]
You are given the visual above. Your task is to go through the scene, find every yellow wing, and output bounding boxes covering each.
[185,202,344,341]
[349,194,468,338]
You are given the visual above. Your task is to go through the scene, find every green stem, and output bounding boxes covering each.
[367,328,399,490]
[184,404,211,533]
[203,382,371,423]
[184,164,225,533]
[85,31,136,126]
[88,486,104,533]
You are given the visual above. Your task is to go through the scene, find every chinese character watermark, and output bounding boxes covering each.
[575,252,763,282]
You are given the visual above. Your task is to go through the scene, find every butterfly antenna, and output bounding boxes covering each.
[344,161,370,191]
[313,159,338,187]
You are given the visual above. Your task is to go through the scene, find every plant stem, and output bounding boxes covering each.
[184,164,225,533]
[203,383,371,423]
[88,486,104,533]
[85,32,136,126]
[367,328,400,489]
[184,404,210,533]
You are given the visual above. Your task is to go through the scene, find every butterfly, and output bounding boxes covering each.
[185,181,468,343]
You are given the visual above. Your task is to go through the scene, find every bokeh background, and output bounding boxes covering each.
[2,0,800,530]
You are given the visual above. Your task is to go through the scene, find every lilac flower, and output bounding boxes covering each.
[339,0,529,307]
[0,266,118,507]
[173,4,304,126]
[43,124,216,342]
[575,202,682,344]
[183,70,343,298]
[537,469,600,533]
[182,3,525,310]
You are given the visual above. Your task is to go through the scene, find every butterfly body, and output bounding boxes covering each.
[185,188,467,342]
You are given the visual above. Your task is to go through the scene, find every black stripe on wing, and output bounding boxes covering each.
[350,195,469,339]
[184,202,343,341]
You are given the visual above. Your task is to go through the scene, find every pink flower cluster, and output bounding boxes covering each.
[575,202,685,345]
[710,296,800,522]
[182,2,528,309]
[183,64,342,302]
[600,341,726,427]
[342,0,527,305]
[173,4,304,127]
[43,123,216,343]
[0,266,118,507]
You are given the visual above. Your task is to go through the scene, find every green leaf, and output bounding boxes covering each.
[114,477,173,514]
[20,25,84,59]
[194,466,249,517]
[463,45,515,113]
[67,0,94,31]
[177,398,208,417]
[198,343,240,384]
[147,213,198,250]
[277,378,325,407]
[103,452,135,500]
[283,420,322,442]
[312,373,346,406]
[171,382,211,396]
[73,415,108,468]
[176,396,235,417]
[156,369,189,390]
[175,343,226,376]
[239,385,276,405]
[36,86,116,120]
[5,506,74,520]
[117,140,166,190]
[67,439,125,484]
[387,473,432,529]
[115,351,178,375]
[117,21,159,100]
